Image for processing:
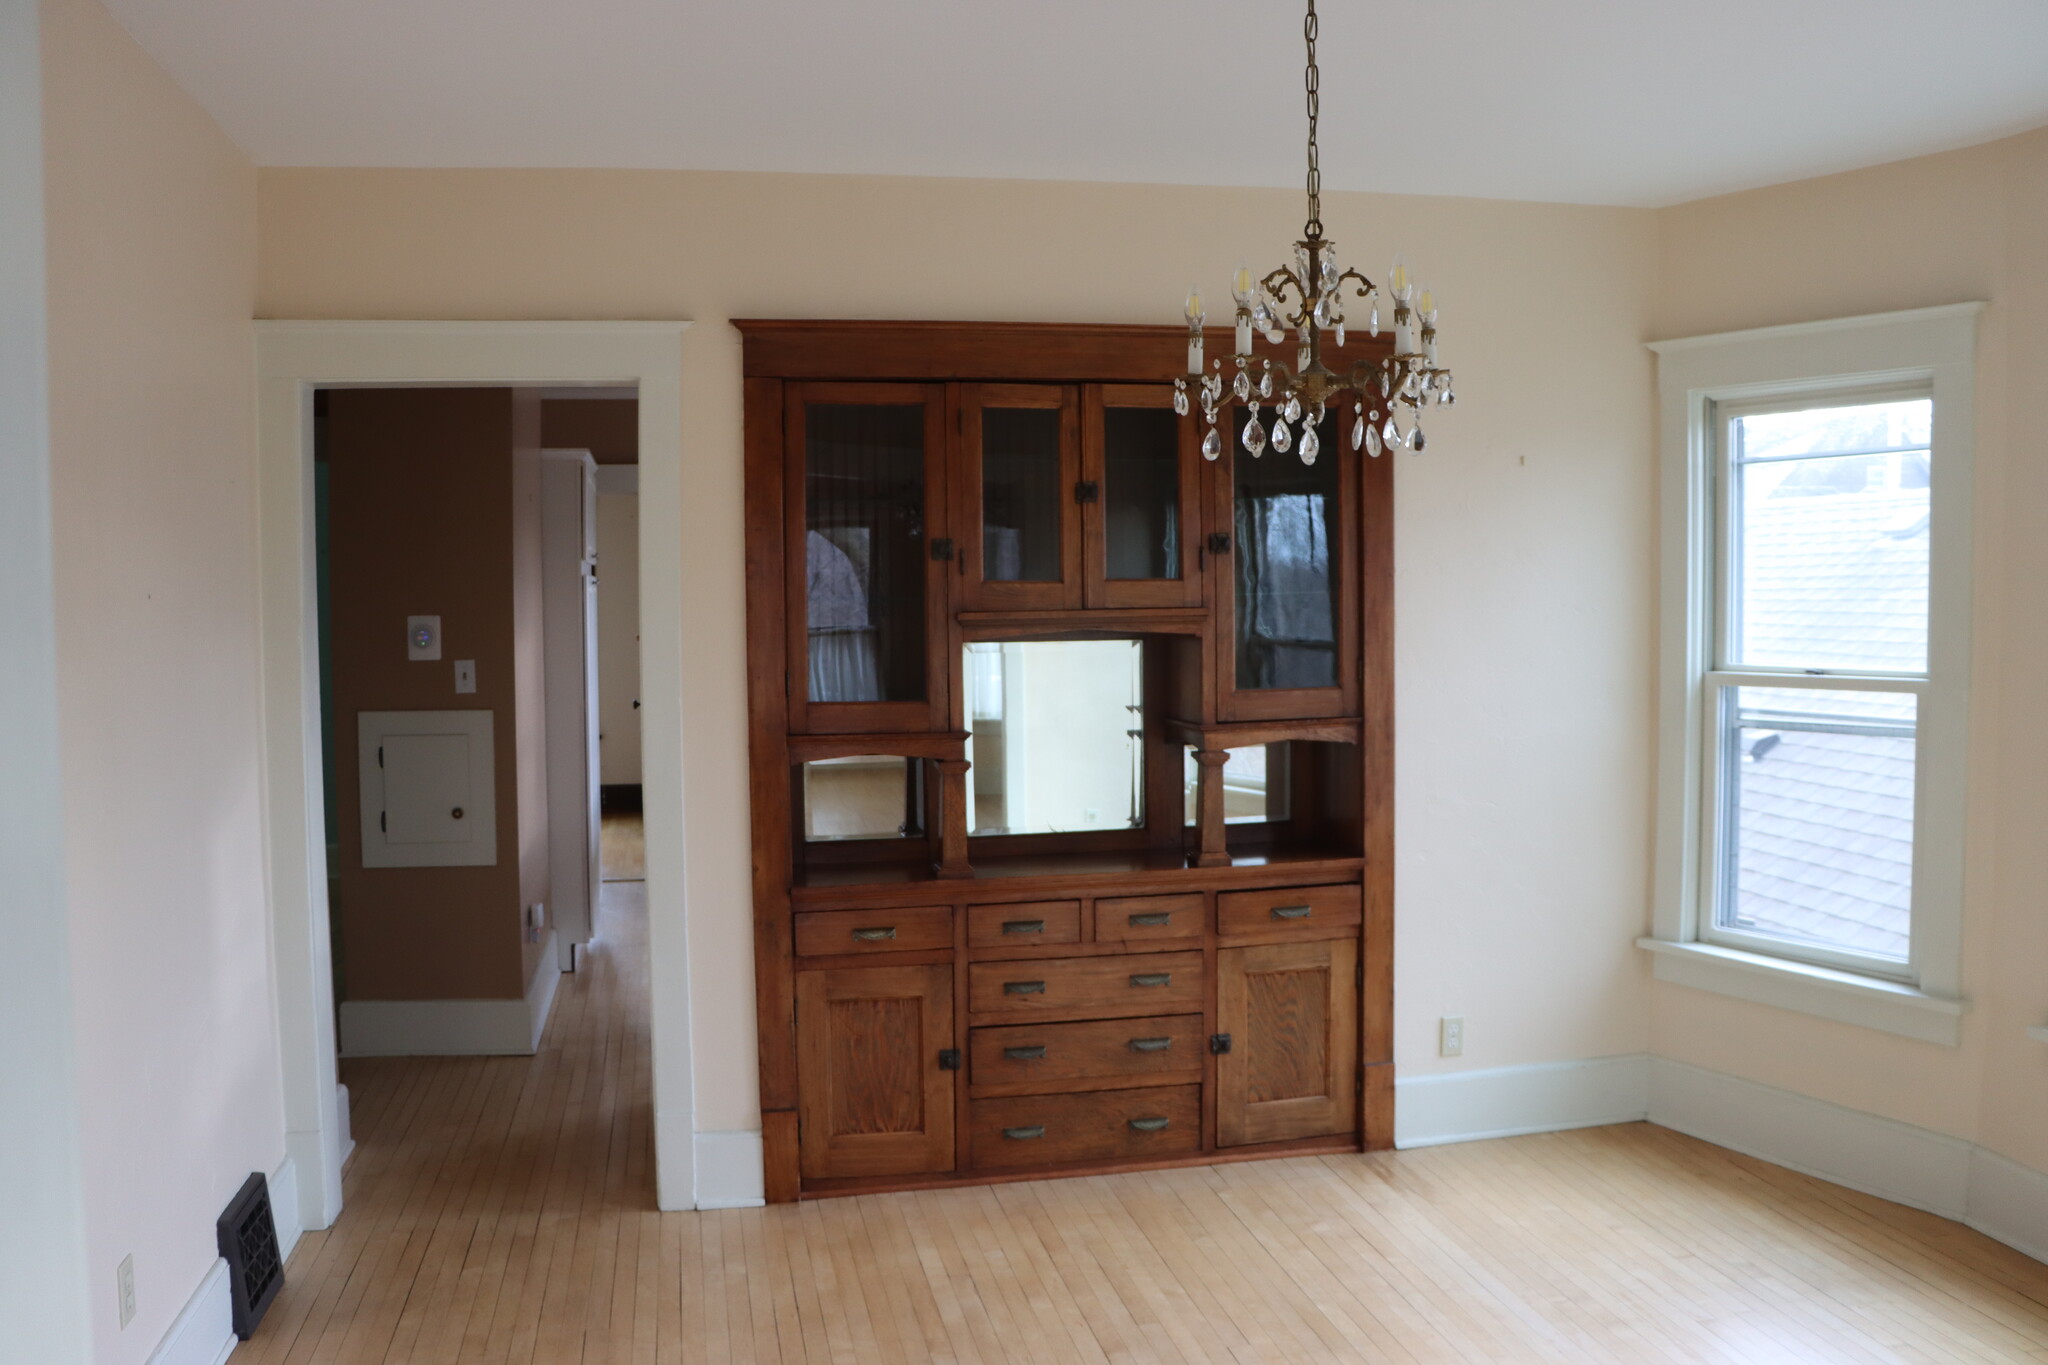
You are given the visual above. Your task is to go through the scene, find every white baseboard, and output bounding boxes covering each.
[336,1082,355,1169]
[1966,1147,2048,1264]
[145,1257,233,1365]
[340,937,561,1057]
[1388,1051,2048,1267]
[1395,1054,1650,1148]
[1647,1057,1972,1217]
[268,1155,302,1262]
[695,1130,765,1209]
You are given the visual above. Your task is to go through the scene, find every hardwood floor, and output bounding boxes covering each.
[243,883,2048,1363]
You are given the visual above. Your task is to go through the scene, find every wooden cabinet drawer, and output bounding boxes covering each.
[1216,884,1361,942]
[969,950,1204,1021]
[970,1014,1204,1096]
[967,900,1081,949]
[794,905,953,957]
[970,1085,1199,1169]
[1093,893,1204,945]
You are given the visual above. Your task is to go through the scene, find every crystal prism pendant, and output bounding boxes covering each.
[1365,423,1383,457]
[1271,419,1292,454]
[1370,301,1380,336]
[1243,408,1267,458]
[1351,413,1365,450]
[1173,385,1189,417]
[1299,424,1320,464]
[1378,370,1391,398]
[1384,412,1400,446]
[1313,294,1333,329]
[1258,366,1274,399]
[1335,322,1346,348]
[1282,395,1302,423]
[1411,426,1427,453]
[1201,426,1222,461]
[1232,369,1251,401]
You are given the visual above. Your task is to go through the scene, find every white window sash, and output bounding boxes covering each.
[1644,305,1979,1041]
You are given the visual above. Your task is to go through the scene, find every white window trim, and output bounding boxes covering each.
[1641,303,1981,1045]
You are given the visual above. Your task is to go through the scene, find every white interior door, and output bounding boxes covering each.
[542,450,600,967]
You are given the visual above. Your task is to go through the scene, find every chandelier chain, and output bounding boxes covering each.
[1303,0,1321,239]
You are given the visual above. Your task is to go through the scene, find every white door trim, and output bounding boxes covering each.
[253,321,694,1227]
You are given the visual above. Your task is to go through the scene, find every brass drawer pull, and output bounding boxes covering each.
[1128,1116,1171,1133]
[1127,912,1173,927]
[1129,972,1172,988]
[1003,1045,1048,1061]
[1003,1125,1046,1141]
[1128,1037,1173,1053]
[1003,980,1047,995]
[850,926,898,941]
[1270,905,1314,920]
[1003,919,1047,935]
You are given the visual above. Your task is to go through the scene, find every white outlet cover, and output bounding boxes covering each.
[407,614,442,661]
[454,659,476,693]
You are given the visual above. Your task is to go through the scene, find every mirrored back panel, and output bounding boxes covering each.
[964,640,1145,836]
[802,756,926,842]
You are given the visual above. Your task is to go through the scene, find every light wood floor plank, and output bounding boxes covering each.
[244,829,2048,1364]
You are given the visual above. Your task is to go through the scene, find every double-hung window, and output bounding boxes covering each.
[1646,307,1978,1043]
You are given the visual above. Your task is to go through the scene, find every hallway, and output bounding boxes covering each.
[241,873,2048,1364]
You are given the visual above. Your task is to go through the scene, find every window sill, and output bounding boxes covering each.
[1636,937,1964,1046]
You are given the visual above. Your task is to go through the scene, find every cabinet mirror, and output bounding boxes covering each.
[963,640,1144,836]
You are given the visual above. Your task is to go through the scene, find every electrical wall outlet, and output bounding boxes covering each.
[117,1254,136,1328]
[1439,1015,1465,1058]
[526,903,546,943]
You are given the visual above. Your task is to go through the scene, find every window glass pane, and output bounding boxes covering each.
[1731,398,1930,672]
[1103,407,1180,580]
[1233,411,1340,690]
[803,757,924,841]
[805,404,926,703]
[982,408,1062,582]
[1183,744,1293,825]
[963,640,1144,835]
[1717,685,1916,962]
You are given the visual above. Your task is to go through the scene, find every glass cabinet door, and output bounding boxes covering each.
[956,384,1082,609]
[1086,385,1203,607]
[787,383,950,733]
[1215,407,1356,719]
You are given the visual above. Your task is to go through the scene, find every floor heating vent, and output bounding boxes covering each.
[216,1172,284,1339]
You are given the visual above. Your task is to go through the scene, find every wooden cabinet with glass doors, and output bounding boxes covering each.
[742,320,1394,1202]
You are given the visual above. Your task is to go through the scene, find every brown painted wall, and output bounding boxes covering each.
[326,387,544,1001]
[540,397,637,463]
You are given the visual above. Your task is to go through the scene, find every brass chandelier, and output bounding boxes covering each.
[1173,0,1454,464]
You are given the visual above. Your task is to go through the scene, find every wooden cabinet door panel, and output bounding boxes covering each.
[956,384,1083,610]
[1217,939,1358,1147]
[796,964,955,1180]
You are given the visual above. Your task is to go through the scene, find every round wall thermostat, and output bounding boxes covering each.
[412,625,435,649]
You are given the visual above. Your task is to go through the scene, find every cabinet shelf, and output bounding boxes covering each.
[790,846,1366,903]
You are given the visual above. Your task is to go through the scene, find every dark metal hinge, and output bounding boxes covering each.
[931,537,956,563]
[937,1049,962,1071]
[1207,532,1231,556]
[1075,480,1100,505]
[1209,1033,1232,1055]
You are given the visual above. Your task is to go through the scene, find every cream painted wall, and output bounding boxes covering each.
[1651,128,2048,1164]
[41,0,283,1359]
[258,168,1661,1132]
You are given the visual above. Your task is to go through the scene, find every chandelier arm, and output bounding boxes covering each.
[1335,268,1377,296]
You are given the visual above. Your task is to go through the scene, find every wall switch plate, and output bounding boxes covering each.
[453,659,476,694]
[407,615,443,661]
[1439,1015,1465,1058]
[117,1254,136,1328]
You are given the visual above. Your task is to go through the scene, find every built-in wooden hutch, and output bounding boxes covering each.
[741,320,1393,1201]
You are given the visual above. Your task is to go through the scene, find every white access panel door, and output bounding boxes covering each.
[542,450,601,967]
[358,710,497,867]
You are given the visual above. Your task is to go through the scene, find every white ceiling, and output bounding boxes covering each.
[103,0,2048,207]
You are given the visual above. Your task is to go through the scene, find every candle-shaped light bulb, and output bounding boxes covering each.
[1185,287,1205,328]
[1389,256,1414,303]
[1232,264,1254,305]
[1418,288,1437,324]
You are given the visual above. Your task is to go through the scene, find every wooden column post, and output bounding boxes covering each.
[935,757,972,878]
[1192,748,1231,867]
